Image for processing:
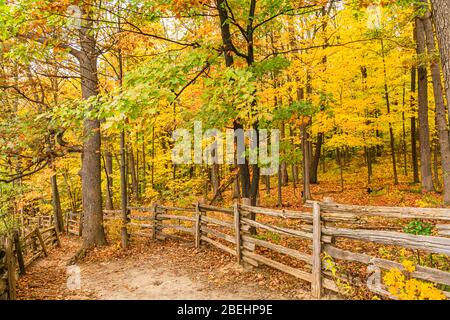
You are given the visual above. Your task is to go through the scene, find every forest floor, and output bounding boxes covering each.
[16,236,337,300]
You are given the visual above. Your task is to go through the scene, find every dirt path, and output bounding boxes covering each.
[17,236,332,300]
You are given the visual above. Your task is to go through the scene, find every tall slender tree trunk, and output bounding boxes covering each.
[416,19,435,192]
[265,174,270,195]
[142,138,146,196]
[280,121,288,186]
[277,165,283,207]
[216,0,253,204]
[78,8,106,248]
[337,148,344,191]
[128,149,139,204]
[365,147,372,186]
[135,147,140,199]
[234,121,250,199]
[211,163,221,200]
[422,10,450,203]
[105,150,113,210]
[249,124,260,207]
[402,75,408,177]
[381,39,399,185]
[301,122,312,202]
[51,174,64,233]
[310,133,323,184]
[431,0,450,122]
[290,127,299,185]
[151,126,155,188]
[411,68,420,183]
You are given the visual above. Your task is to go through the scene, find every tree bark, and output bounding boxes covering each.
[381,39,399,185]
[120,129,129,248]
[211,163,221,200]
[301,122,312,202]
[78,8,106,248]
[416,19,435,192]
[365,147,372,186]
[51,174,64,233]
[277,165,282,207]
[310,133,323,184]
[410,68,420,183]
[422,9,450,203]
[431,0,450,122]
[337,148,344,191]
[105,150,114,210]
[280,121,288,186]
[128,148,139,204]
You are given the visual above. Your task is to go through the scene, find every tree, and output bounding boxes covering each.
[426,0,450,203]
[430,0,450,120]
[415,17,434,192]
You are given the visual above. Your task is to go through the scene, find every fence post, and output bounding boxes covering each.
[194,202,202,248]
[5,237,16,300]
[241,198,256,235]
[65,212,69,234]
[121,206,130,249]
[12,230,25,275]
[233,201,242,264]
[311,201,322,299]
[35,228,48,257]
[151,204,158,240]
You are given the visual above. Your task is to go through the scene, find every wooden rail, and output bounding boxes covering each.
[20,226,60,269]
[0,236,16,300]
[64,201,450,300]
[0,224,61,300]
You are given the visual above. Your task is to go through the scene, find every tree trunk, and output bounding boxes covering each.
[337,148,344,191]
[135,147,140,200]
[433,140,442,190]
[422,10,450,203]
[234,121,250,199]
[78,12,106,248]
[416,19,435,192]
[289,127,299,185]
[301,122,312,202]
[233,173,240,199]
[280,121,288,186]
[120,129,129,248]
[105,150,114,210]
[277,165,282,207]
[211,163,221,200]
[431,0,450,122]
[310,133,323,184]
[265,174,270,195]
[142,138,146,196]
[151,126,155,188]
[128,148,139,204]
[381,39,399,185]
[249,128,260,206]
[411,68,420,183]
[365,147,372,186]
[402,111,408,176]
[51,174,64,233]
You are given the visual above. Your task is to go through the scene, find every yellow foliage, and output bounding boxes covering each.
[383,260,446,300]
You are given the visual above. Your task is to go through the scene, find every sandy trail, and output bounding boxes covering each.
[17,236,332,300]
[80,258,287,300]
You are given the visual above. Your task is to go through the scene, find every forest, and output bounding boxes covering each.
[0,0,450,301]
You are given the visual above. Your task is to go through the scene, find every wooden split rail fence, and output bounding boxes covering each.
[0,235,16,300]
[66,200,450,299]
[0,225,61,300]
[22,215,54,230]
